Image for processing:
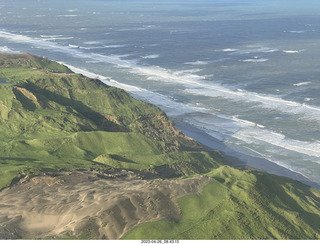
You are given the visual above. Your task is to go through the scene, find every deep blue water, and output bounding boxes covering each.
[1,0,320,186]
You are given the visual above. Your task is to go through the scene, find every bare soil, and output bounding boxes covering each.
[0,170,211,239]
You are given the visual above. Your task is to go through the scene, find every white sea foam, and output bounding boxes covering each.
[104,44,127,48]
[175,69,202,75]
[293,81,311,87]
[83,41,102,45]
[68,44,79,48]
[85,60,101,64]
[185,86,320,122]
[40,35,74,41]
[40,35,64,38]
[288,30,305,34]
[283,50,304,54]
[231,126,320,158]
[191,112,320,168]
[304,98,313,102]
[57,15,78,17]
[226,47,279,55]
[185,60,209,65]
[181,109,320,169]
[47,36,74,41]
[67,9,78,12]
[241,58,268,63]
[222,48,238,52]
[137,25,157,31]
[22,30,37,33]
[182,115,238,141]
[1,30,320,122]
[0,46,19,53]
[141,54,160,59]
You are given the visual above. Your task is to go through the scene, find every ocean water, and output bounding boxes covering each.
[1,0,320,186]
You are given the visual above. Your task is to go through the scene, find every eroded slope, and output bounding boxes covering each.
[0,170,211,239]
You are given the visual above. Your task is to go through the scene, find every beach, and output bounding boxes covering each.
[173,118,320,190]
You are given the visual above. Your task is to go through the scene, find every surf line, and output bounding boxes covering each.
[1,29,320,120]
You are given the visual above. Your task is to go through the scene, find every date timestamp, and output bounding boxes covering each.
[141,240,179,244]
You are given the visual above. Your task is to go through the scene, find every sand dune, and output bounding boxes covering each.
[0,170,211,239]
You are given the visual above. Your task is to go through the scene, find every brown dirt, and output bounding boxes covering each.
[0,170,211,240]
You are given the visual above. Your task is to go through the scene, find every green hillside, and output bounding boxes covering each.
[0,53,319,240]
[0,53,221,189]
[123,166,320,240]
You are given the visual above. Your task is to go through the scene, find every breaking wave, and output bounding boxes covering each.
[1,29,320,184]
[1,30,320,122]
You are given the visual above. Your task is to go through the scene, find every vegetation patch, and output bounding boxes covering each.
[123,166,320,240]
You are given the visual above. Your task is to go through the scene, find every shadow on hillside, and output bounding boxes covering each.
[23,83,126,132]
[12,88,37,112]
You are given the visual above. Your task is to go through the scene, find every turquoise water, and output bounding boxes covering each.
[0,0,320,186]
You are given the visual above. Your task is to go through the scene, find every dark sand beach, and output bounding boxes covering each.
[173,118,320,190]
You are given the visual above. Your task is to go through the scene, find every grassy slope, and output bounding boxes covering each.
[0,53,220,189]
[123,166,320,240]
[1,53,319,240]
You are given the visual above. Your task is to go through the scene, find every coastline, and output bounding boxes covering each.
[61,62,320,190]
[172,117,320,190]
[1,53,319,239]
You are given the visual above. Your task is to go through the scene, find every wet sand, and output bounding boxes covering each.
[173,119,320,190]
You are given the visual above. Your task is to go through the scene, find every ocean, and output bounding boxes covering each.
[1,0,320,187]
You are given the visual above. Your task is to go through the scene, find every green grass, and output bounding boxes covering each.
[0,129,222,188]
[1,53,320,240]
[123,166,320,240]
[0,53,72,73]
[0,53,219,189]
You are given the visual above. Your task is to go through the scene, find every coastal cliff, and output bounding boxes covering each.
[0,53,319,240]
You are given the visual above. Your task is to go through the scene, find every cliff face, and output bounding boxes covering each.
[0,53,319,240]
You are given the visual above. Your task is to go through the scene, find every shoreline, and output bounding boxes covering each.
[58,62,319,190]
[173,118,320,190]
